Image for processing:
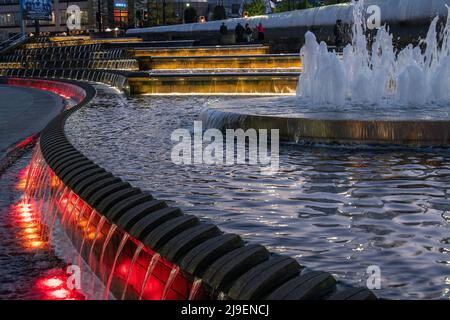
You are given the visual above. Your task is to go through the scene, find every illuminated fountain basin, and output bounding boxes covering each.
[22,148,204,300]
[202,0,450,147]
[200,97,450,146]
[65,84,450,299]
[9,78,208,300]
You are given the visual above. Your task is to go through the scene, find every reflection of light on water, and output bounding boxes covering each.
[42,277,64,288]
[35,271,84,300]
[12,201,47,250]
[445,276,450,285]
[15,165,30,191]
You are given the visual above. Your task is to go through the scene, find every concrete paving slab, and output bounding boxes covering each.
[0,84,64,158]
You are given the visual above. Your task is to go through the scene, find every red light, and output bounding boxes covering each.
[42,277,64,288]
[50,288,70,299]
[34,270,85,300]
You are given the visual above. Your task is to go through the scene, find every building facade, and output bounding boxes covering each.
[0,0,246,37]
[0,0,91,36]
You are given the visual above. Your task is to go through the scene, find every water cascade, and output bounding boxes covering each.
[21,143,208,300]
[297,0,450,107]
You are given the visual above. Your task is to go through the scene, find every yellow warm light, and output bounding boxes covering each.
[20,217,34,223]
[78,219,88,228]
[130,46,270,57]
[24,234,39,240]
[23,227,39,234]
[128,76,298,95]
[28,240,45,248]
[16,181,27,190]
[20,222,36,229]
[50,176,61,188]
[139,56,301,71]
[86,231,97,241]
[19,212,32,218]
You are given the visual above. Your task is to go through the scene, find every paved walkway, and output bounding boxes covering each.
[0,85,64,158]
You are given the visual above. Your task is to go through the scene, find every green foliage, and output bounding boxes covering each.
[322,0,350,5]
[243,0,266,17]
[276,0,314,13]
[184,6,197,24]
[212,5,227,20]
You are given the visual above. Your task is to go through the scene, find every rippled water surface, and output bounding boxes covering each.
[66,84,450,299]
[0,153,76,299]
[210,96,450,120]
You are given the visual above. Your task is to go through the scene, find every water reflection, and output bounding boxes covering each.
[66,85,450,299]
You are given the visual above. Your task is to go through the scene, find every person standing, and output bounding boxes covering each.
[235,23,245,43]
[334,19,344,51]
[256,23,265,41]
[245,23,253,42]
[220,22,228,35]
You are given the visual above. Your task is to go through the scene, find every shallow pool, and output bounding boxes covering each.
[65,84,450,299]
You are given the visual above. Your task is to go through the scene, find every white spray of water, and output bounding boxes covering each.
[297,0,450,106]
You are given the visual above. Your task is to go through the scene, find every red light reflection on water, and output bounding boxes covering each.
[35,269,85,300]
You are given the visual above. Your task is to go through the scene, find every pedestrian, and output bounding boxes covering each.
[220,22,228,35]
[235,23,245,43]
[334,19,344,51]
[256,23,265,41]
[245,23,253,42]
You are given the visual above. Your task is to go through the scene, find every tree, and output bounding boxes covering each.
[276,0,314,13]
[322,0,349,5]
[184,6,197,24]
[212,5,227,20]
[244,0,266,16]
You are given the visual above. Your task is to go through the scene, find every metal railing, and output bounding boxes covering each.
[0,33,28,55]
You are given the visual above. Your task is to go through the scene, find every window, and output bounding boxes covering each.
[0,0,19,4]
[0,12,17,26]
[114,9,128,27]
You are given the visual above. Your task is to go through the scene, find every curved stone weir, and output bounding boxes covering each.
[0,59,139,71]
[0,69,129,91]
[201,104,450,147]
[128,45,270,57]
[127,72,299,95]
[136,54,301,71]
[9,77,376,300]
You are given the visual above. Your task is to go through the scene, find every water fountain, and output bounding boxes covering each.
[2,75,375,300]
[201,0,450,146]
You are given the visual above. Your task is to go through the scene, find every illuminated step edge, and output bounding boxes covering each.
[0,69,298,96]
[0,59,139,71]
[128,45,270,57]
[9,76,377,300]
[127,73,299,95]
[136,54,301,71]
[24,37,144,49]
[0,69,129,92]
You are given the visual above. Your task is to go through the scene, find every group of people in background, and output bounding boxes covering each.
[219,22,265,43]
